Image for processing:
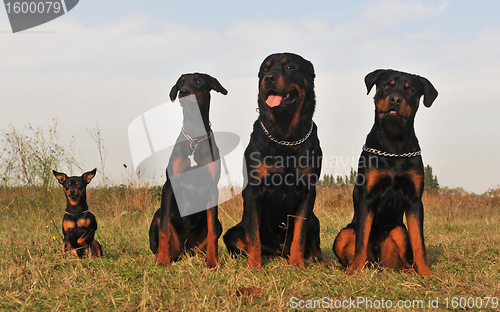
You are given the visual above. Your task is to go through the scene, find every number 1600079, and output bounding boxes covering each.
[5,2,62,14]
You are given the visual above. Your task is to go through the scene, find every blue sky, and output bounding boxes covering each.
[1,0,499,193]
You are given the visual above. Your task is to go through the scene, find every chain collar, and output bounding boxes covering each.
[362,144,421,157]
[181,123,213,152]
[259,120,314,146]
[181,123,213,167]
[65,209,90,216]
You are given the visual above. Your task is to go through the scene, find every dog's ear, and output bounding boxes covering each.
[365,69,388,95]
[83,168,97,184]
[208,75,228,95]
[169,80,179,102]
[53,170,67,184]
[306,60,315,79]
[416,75,438,107]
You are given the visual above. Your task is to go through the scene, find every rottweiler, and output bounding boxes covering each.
[149,73,227,268]
[333,69,438,276]
[223,53,329,268]
[53,169,103,258]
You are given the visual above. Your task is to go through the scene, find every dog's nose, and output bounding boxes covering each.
[179,88,192,98]
[264,73,277,84]
[389,95,402,105]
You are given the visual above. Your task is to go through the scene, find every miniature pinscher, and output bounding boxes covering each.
[53,168,103,258]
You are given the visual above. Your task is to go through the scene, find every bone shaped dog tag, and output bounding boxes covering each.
[187,154,198,167]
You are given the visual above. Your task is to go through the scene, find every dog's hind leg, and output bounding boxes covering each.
[379,225,414,272]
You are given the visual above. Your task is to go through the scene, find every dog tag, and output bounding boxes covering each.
[187,154,198,167]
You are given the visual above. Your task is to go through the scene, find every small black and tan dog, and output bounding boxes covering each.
[223,53,329,268]
[333,69,438,276]
[53,168,102,258]
[149,73,227,268]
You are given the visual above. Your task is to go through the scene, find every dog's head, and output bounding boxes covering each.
[259,53,315,110]
[365,69,438,135]
[169,73,227,127]
[53,169,96,205]
[258,53,316,133]
[169,73,227,107]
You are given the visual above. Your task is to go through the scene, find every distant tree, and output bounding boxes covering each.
[424,165,439,192]
[320,174,327,186]
[320,174,333,187]
[320,170,357,188]
[335,175,344,187]
[348,168,357,185]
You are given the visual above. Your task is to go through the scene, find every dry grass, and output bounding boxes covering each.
[1,185,499,311]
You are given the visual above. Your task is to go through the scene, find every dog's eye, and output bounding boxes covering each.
[383,84,390,89]
[195,79,201,84]
[261,67,268,73]
[179,81,184,86]
[407,89,414,94]
[285,65,295,70]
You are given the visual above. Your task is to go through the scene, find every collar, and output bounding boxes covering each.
[65,209,90,216]
[181,123,213,151]
[362,144,421,157]
[259,120,314,146]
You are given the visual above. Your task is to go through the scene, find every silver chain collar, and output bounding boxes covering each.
[181,123,213,152]
[259,120,314,146]
[181,123,213,167]
[65,210,90,216]
[362,144,421,157]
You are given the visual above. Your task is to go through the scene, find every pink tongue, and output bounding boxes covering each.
[266,95,282,107]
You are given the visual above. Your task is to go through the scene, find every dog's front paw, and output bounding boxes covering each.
[417,266,432,277]
[288,256,306,268]
[246,256,262,268]
[206,257,218,269]
[346,264,363,275]
[156,253,171,266]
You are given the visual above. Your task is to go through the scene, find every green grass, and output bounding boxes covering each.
[1,185,499,311]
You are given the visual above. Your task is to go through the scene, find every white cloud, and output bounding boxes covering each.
[362,0,449,27]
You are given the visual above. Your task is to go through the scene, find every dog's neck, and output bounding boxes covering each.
[183,109,210,138]
[181,97,210,138]
[367,120,419,154]
[65,194,88,213]
[259,101,314,140]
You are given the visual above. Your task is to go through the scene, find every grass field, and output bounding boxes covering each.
[1,184,499,311]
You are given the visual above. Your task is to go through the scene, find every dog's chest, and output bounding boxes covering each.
[62,215,91,240]
[248,149,320,189]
